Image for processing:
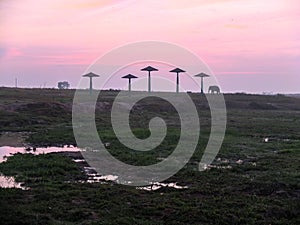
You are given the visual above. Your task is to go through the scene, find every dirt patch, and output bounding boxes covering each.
[0,132,29,147]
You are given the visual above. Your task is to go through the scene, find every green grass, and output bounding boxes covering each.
[0,153,86,185]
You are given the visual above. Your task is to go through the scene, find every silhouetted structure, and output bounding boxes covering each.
[122,74,138,92]
[57,81,70,89]
[208,85,220,94]
[194,73,210,94]
[82,72,100,95]
[141,66,158,92]
[170,68,185,93]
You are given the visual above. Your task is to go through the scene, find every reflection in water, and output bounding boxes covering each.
[0,174,29,190]
[0,146,81,190]
[0,146,80,162]
[0,146,189,191]
[86,174,119,183]
[82,166,189,191]
[83,166,119,183]
[89,174,118,181]
[72,159,86,163]
[137,182,188,191]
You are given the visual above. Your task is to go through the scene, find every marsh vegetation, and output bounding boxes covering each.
[0,87,299,224]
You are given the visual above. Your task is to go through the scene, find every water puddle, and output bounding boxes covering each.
[86,173,118,183]
[137,182,188,191]
[82,166,188,190]
[263,137,299,143]
[201,164,233,170]
[0,146,80,162]
[1,146,189,191]
[72,159,86,163]
[0,174,28,190]
[0,146,81,189]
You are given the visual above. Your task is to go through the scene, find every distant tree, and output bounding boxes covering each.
[58,81,70,89]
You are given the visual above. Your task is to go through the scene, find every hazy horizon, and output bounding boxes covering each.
[1,85,299,95]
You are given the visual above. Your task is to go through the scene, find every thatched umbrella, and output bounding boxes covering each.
[122,74,138,92]
[82,72,100,95]
[169,68,185,93]
[141,66,158,92]
[194,73,210,94]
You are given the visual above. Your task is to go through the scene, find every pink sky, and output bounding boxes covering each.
[0,0,299,93]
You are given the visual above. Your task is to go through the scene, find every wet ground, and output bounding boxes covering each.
[0,146,190,191]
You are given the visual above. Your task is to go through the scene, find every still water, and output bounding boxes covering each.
[0,146,188,190]
[0,145,80,163]
[0,145,81,190]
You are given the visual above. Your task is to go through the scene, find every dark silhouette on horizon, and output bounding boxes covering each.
[141,66,158,93]
[194,73,210,94]
[208,85,220,94]
[82,72,100,95]
[57,81,70,89]
[79,68,216,94]
[169,68,185,93]
[122,74,138,92]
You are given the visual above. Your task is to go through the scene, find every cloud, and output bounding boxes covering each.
[0,47,6,58]
[58,0,123,10]
[224,24,248,29]
[0,46,99,65]
[165,0,237,9]
[0,47,23,59]
[6,47,23,58]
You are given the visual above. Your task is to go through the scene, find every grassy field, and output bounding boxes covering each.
[0,87,299,224]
